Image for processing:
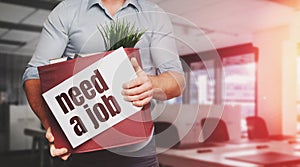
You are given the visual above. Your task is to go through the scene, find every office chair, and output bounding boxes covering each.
[246,116,269,140]
[246,116,295,141]
[153,121,180,149]
[201,118,230,143]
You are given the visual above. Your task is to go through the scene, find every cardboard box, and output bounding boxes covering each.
[38,48,153,153]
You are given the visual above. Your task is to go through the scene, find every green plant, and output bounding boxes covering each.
[98,19,145,51]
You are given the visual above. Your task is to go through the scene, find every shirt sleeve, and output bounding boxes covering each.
[22,1,69,83]
[149,8,183,75]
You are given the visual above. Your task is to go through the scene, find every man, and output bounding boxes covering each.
[23,0,185,166]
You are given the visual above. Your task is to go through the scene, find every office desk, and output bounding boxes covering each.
[157,140,300,167]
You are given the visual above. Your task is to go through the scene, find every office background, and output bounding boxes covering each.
[1,0,300,167]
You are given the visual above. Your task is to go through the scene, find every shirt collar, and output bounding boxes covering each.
[88,0,141,12]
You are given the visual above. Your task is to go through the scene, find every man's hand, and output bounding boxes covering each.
[45,127,70,160]
[122,57,153,107]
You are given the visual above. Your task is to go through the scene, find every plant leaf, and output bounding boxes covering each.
[97,18,146,51]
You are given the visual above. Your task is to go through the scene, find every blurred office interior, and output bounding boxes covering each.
[1,0,300,166]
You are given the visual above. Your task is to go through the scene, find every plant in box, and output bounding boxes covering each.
[98,19,145,51]
[38,19,153,153]
[97,19,145,65]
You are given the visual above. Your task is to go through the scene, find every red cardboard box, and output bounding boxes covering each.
[38,48,153,153]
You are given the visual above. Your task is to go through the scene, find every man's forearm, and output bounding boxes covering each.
[149,71,185,100]
[24,79,50,129]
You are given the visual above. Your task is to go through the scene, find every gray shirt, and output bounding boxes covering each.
[22,0,183,81]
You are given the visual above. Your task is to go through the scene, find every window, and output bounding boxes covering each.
[223,54,256,135]
[181,43,258,136]
[190,60,215,104]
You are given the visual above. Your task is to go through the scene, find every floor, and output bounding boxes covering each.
[0,150,66,167]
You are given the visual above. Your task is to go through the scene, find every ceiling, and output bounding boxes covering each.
[0,0,296,56]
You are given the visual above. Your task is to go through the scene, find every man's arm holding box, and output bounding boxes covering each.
[24,79,70,160]
[122,58,185,107]
[22,1,71,158]
[24,79,49,128]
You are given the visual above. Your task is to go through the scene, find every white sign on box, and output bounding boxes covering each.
[42,47,142,148]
